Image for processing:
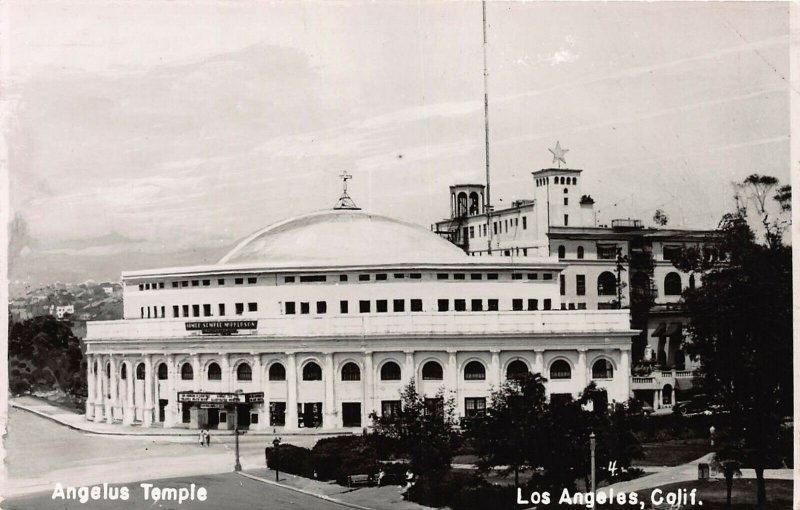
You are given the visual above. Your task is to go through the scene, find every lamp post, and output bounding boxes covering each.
[272,437,282,481]
[234,406,242,472]
[590,432,596,495]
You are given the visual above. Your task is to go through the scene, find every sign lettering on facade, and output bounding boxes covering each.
[178,391,264,404]
[184,320,257,335]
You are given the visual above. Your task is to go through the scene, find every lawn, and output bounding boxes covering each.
[647,479,793,509]
[634,438,711,467]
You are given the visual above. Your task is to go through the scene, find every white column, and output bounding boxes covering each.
[620,349,631,401]
[94,356,104,421]
[285,353,298,430]
[107,356,118,424]
[323,353,335,429]
[192,355,201,392]
[143,355,154,427]
[576,349,588,396]
[490,350,501,388]
[252,355,265,430]
[85,354,95,419]
[164,354,177,427]
[533,350,545,376]
[447,350,458,411]
[123,361,135,425]
[221,353,231,393]
[363,351,374,419]
[403,350,414,387]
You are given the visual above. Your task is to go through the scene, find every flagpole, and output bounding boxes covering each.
[483,0,492,255]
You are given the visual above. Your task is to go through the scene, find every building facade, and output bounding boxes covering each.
[84,207,636,431]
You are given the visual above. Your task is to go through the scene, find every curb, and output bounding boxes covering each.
[237,472,376,510]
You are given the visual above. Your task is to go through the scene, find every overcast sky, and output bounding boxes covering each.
[5,1,792,286]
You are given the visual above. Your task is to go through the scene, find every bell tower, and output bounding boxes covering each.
[449,184,486,219]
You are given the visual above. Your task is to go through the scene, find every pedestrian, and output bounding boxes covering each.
[205,429,211,447]
[199,429,205,447]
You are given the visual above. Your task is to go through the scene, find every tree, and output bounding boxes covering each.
[653,209,669,226]
[465,372,549,489]
[370,378,460,481]
[677,175,792,509]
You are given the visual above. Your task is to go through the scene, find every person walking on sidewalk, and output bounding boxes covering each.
[199,429,206,447]
[205,429,211,447]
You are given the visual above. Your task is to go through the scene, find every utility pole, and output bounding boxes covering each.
[482,0,493,255]
[590,432,596,495]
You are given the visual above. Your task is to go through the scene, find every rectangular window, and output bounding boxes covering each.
[543,299,552,310]
[523,248,528,256]
[424,398,444,417]
[410,273,422,279]
[465,397,486,418]
[235,278,244,285]
[564,214,569,226]
[487,299,499,311]
[527,299,538,311]
[493,222,498,235]
[543,273,553,280]
[300,275,326,283]
[663,245,682,261]
[522,216,527,229]
[410,299,423,312]
[248,302,257,312]
[340,300,348,313]
[376,300,388,313]
[561,303,567,310]
[203,304,212,316]
[487,273,498,280]
[454,299,466,312]
[340,274,348,282]
[202,279,210,286]
[140,307,144,318]
[159,282,165,289]
[577,303,587,310]
[393,299,405,312]
[381,400,401,418]
[375,273,387,281]
[512,299,523,311]
[469,226,475,239]
[359,274,370,282]
[564,197,568,206]
[285,302,296,315]
[437,273,449,280]
[597,244,617,260]
[504,250,510,256]
[576,275,586,296]
[172,282,179,288]
[247,277,257,284]
[181,281,189,287]
[359,300,371,313]
[284,276,295,283]
[505,219,508,231]
[139,284,144,291]
[191,280,199,287]
[512,273,522,280]
[527,273,538,280]
[270,402,286,427]
[192,304,200,317]
[454,273,465,280]
[173,305,179,318]
[218,303,226,316]
[218,279,225,285]
[471,299,483,311]
[300,302,310,314]
[568,303,576,310]
[470,273,482,280]
[316,301,326,314]
[342,402,362,428]
[182,305,189,317]
[437,299,449,312]
[235,303,244,315]
[560,275,566,295]
[393,273,405,279]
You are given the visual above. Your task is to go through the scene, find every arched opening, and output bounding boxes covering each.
[591,359,614,379]
[106,363,111,378]
[572,177,577,185]
[456,192,468,217]
[662,384,673,405]
[237,363,252,381]
[303,361,322,381]
[269,363,286,381]
[120,364,127,380]
[689,274,696,290]
[549,360,571,380]
[181,363,193,380]
[664,272,682,295]
[577,246,584,259]
[422,361,443,380]
[464,360,486,380]
[136,363,145,380]
[157,363,168,380]
[597,271,617,296]
[469,192,480,215]
[207,362,221,381]
[341,362,361,381]
[380,361,402,381]
[506,360,529,380]
[557,245,566,258]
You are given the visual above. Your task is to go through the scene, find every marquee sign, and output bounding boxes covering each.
[178,391,264,404]
[184,320,257,335]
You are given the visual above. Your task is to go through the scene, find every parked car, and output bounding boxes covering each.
[674,400,711,417]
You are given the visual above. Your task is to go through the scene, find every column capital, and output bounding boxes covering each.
[403,349,415,355]
[490,348,501,354]
[363,350,373,356]
[446,348,458,354]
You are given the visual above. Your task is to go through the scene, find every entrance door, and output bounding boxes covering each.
[342,402,361,427]
[158,399,167,422]
[182,403,191,424]
[207,409,220,428]
[301,402,322,428]
[236,404,251,429]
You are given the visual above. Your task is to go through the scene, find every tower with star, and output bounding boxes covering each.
[532,142,596,234]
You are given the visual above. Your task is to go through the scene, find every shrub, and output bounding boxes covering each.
[266,444,313,477]
[311,435,380,484]
[407,470,481,508]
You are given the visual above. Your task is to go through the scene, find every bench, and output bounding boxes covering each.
[347,474,374,488]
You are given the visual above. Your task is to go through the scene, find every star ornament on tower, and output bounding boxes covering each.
[548,141,569,168]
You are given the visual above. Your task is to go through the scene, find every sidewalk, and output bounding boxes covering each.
[239,468,429,510]
[10,396,354,440]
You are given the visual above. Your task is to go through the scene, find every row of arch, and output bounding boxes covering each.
[99,357,615,383]
[536,176,577,186]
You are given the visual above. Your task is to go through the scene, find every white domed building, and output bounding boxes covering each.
[84,203,635,431]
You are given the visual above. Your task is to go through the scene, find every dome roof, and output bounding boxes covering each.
[219,209,469,267]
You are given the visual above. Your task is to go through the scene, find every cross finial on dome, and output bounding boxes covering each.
[334,172,360,210]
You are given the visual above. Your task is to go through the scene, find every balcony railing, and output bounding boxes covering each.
[632,376,654,384]
[86,310,634,341]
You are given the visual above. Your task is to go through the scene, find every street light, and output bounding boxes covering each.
[234,406,242,472]
[272,437,282,481]
[590,432,596,495]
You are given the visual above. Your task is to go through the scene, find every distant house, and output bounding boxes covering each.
[49,304,75,319]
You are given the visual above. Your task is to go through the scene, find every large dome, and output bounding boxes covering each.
[219,209,469,267]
